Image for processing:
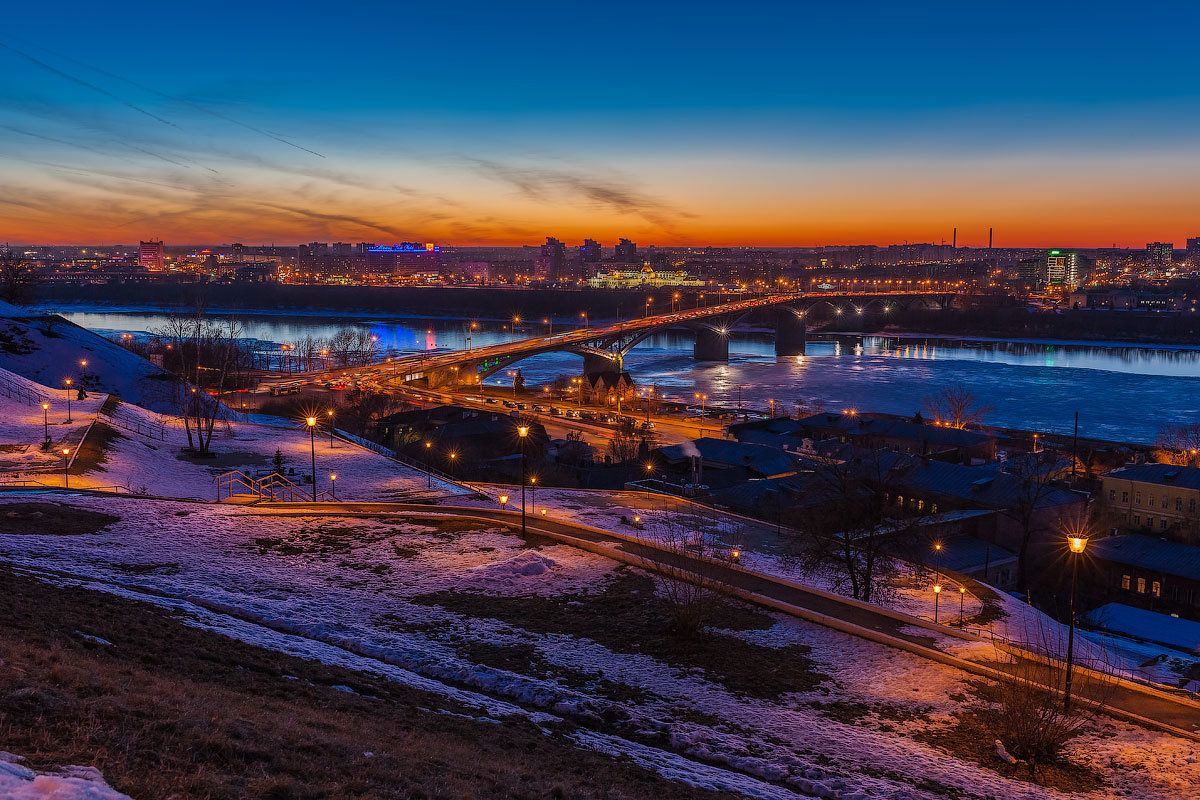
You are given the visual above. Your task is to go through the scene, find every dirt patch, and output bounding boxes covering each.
[914,709,1108,794]
[459,641,657,706]
[415,518,510,536]
[416,569,828,699]
[0,566,741,800]
[0,502,120,536]
[809,700,931,729]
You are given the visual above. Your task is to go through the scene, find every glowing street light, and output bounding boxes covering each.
[933,541,943,584]
[518,425,529,535]
[63,378,73,423]
[1064,534,1089,712]
[306,417,318,497]
[61,447,72,487]
[41,402,49,441]
[330,473,338,501]
[959,586,966,626]
[424,441,433,488]
[327,409,335,447]
[933,584,942,624]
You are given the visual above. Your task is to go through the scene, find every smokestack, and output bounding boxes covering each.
[989,228,993,249]
[952,227,957,249]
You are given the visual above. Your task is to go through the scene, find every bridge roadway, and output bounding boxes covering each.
[258,500,1200,740]
[375,290,952,389]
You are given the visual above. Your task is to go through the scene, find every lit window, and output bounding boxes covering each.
[1121,574,1131,590]
[1137,577,1146,594]
[1152,581,1161,598]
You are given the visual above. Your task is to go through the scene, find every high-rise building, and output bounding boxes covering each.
[536,237,567,281]
[614,238,637,262]
[579,239,603,263]
[1146,242,1174,267]
[1186,237,1200,266]
[1045,249,1079,286]
[138,240,164,270]
[366,243,442,275]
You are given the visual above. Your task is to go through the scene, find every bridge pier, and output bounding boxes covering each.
[693,327,729,361]
[775,311,806,356]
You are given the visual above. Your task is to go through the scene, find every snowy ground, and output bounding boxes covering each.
[2,494,1198,800]
[0,751,132,800]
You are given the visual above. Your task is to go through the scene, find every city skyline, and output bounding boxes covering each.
[4,1,1200,247]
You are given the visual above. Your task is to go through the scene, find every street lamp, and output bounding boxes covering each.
[63,379,73,422]
[41,402,49,441]
[933,541,943,584]
[959,586,966,626]
[518,425,529,535]
[424,441,433,488]
[330,473,337,501]
[499,494,508,510]
[61,447,71,488]
[933,584,942,624]
[306,417,317,497]
[1064,535,1089,712]
[327,409,335,447]
[768,398,776,418]
[580,311,588,329]
[530,475,537,510]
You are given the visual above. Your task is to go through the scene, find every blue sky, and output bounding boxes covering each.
[3,0,1199,245]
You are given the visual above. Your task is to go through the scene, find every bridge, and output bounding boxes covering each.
[385,290,954,389]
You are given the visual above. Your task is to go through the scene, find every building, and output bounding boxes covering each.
[536,237,567,281]
[1018,249,1079,289]
[579,239,603,263]
[138,240,164,270]
[614,238,637,262]
[777,413,1001,463]
[1086,535,1200,621]
[1099,463,1200,544]
[587,264,704,289]
[366,243,443,276]
[1146,242,1174,268]
[1069,288,1194,312]
[1187,237,1200,267]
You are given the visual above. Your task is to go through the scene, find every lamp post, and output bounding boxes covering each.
[306,417,317,496]
[959,586,966,626]
[1064,535,1089,712]
[330,473,337,501]
[530,475,537,511]
[768,398,776,418]
[64,379,73,423]
[645,387,654,423]
[580,311,588,330]
[499,494,508,511]
[468,321,477,352]
[424,441,432,488]
[933,541,943,584]
[61,447,71,488]
[327,409,335,447]
[933,584,942,624]
[42,402,49,441]
[518,425,529,535]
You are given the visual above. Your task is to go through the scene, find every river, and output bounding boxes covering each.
[42,306,1200,444]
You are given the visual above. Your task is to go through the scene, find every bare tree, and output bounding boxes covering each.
[645,512,741,636]
[794,396,826,419]
[608,418,641,463]
[792,453,923,603]
[1001,453,1069,594]
[0,249,37,305]
[1153,422,1200,466]
[984,617,1117,781]
[925,384,993,429]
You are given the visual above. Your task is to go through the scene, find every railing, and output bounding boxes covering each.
[213,470,313,503]
[98,396,166,440]
[333,428,487,498]
[0,372,46,408]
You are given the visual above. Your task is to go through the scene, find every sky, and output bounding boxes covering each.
[2,0,1200,248]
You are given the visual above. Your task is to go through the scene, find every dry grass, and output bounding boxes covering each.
[415,569,827,700]
[0,502,120,536]
[0,567,744,800]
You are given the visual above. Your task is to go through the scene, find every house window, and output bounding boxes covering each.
[1161,518,1169,530]
[896,495,904,507]
[1121,574,1131,590]
[1147,517,1154,528]
[1148,495,1156,508]
[1152,581,1161,598]
[1137,577,1146,594]
[1190,498,1197,513]
[1135,491,1141,505]
[1163,495,1169,508]
[1122,491,1129,503]
[931,504,938,514]
[917,499,925,511]
[1171,585,1181,602]
[1109,489,1116,502]
[1177,497,1183,511]
[1133,514,1141,525]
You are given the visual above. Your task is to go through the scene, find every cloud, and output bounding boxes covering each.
[466,157,696,230]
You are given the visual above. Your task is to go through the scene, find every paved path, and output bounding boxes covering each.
[260,501,1200,739]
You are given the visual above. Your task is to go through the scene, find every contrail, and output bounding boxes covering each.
[4,38,325,159]
[0,41,176,127]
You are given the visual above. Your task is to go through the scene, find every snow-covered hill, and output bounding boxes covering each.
[0,311,176,412]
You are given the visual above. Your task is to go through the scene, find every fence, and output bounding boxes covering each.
[333,428,488,498]
[213,470,314,503]
[98,396,166,440]
[0,372,46,408]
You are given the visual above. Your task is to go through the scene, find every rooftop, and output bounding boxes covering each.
[1089,534,1200,581]
[1103,463,1200,492]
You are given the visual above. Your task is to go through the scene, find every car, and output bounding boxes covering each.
[548,406,563,416]
[484,398,497,404]
[502,400,517,408]
[516,403,528,410]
